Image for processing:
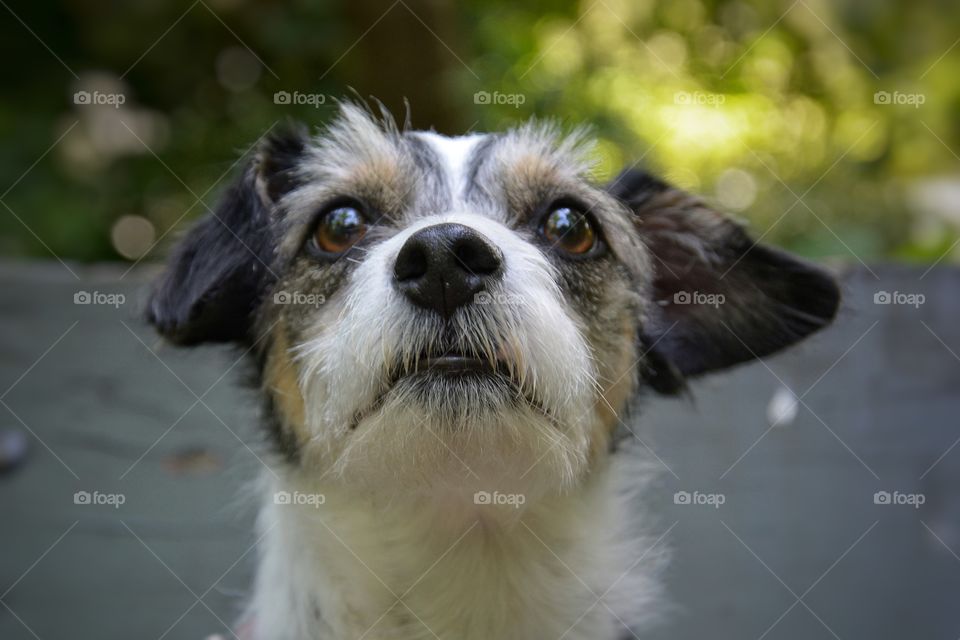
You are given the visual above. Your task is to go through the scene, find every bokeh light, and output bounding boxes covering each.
[0,0,957,264]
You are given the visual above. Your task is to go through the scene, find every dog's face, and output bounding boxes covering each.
[148,105,839,497]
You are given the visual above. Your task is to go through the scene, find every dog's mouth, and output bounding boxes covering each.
[347,346,527,428]
[390,348,513,384]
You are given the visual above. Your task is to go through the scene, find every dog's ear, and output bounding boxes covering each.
[607,169,840,394]
[146,124,310,346]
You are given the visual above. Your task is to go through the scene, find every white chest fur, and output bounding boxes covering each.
[247,457,664,640]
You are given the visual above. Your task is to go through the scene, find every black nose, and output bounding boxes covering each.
[394,223,503,318]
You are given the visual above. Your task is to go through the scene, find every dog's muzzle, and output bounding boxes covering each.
[393,222,503,319]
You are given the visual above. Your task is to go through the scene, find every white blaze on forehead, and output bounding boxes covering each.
[414,132,485,202]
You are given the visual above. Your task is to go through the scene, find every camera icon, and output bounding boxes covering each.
[274,491,292,505]
[873,91,891,105]
[673,291,691,305]
[74,491,91,505]
[274,291,292,304]
[474,491,492,505]
[873,291,892,304]
[673,491,691,505]
[474,91,491,105]
[274,91,291,105]
[74,291,92,304]
[674,91,691,105]
[73,91,91,105]
[873,491,891,505]
[474,291,493,305]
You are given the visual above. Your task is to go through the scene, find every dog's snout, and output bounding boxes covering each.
[394,222,503,318]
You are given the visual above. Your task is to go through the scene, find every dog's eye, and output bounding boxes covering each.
[313,205,367,254]
[540,205,597,255]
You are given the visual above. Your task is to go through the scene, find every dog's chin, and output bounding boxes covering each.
[348,353,537,428]
[330,367,591,499]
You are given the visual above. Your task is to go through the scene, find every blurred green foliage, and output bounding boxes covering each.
[1,0,958,264]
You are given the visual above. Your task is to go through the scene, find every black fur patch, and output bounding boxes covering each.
[607,168,841,393]
[258,123,311,203]
[146,166,278,346]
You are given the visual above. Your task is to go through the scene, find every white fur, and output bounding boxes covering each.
[249,449,665,640]
[414,131,483,197]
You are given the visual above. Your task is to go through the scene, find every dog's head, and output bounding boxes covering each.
[147,104,839,497]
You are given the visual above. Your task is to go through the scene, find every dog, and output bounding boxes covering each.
[147,103,839,640]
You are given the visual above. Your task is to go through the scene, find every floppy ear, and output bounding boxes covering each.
[607,169,841,394]
[146,124,309,346]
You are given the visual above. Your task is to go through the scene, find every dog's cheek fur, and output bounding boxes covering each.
[548,251,644,456]
[261,327,309,459]
[254,252,362,460]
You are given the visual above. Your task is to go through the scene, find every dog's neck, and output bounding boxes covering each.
[248,459,660,640]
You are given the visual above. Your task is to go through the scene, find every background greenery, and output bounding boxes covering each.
[1,0,958,264]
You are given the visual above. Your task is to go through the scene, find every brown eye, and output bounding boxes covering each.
[541,205,597,255]
[313,205,367,254]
